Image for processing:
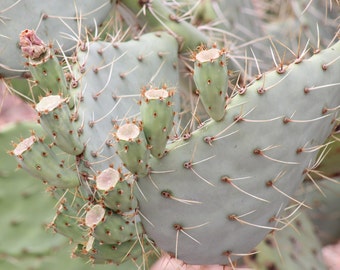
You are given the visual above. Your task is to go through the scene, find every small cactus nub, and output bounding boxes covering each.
[193,47,228,121]
[115,123,150,176]
[140,87,175,158]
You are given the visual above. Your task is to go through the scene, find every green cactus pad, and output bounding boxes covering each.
[135,41,340,265]
[0,242,144,270]
[96,168,138,213]
[5,77,44,103]
[114,123,150,177]
[85,204,143,245]
[12,135,79,188]
[35,95,84,155]
[313,134,340,180]
[50,210,87,245]
[68,31,179,175]
[301,179,340,246]
[49,190,89,244]
[193,47,228,121]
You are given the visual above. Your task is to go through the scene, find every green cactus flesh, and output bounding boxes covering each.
[85,204,143,245]
[134,41,340,265]
[300,179,340,246]
[49,190,89,244]
[73,237,157,265]
[12,135,79,188]
[313,133,340,180]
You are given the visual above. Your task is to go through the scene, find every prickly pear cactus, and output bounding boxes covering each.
[2,0,340,269]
